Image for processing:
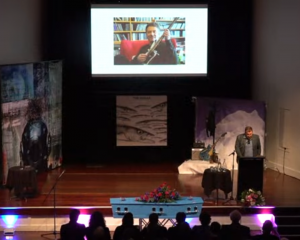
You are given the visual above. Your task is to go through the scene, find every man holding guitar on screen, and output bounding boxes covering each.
[235,126,261,163]
[131,22,178,65]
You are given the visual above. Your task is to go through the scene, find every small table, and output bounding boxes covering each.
[6,166,38,199]
[201,168,232,199]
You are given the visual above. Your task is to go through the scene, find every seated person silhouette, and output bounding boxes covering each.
[220,210,251,240]
[252,220,280,240]
[167,212,192,240]
[141,213,167,240]
[85,211,111,240]
[191,211,212,240]
[210,221,222,240]
[60,209,86,240]
[113,212,141,240]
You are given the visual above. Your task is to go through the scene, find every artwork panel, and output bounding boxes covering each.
[116,95,167,146]
[1,60,63,183]
[43,61,63,169]
[0,64,34,103]
[1,100,29,184]
[33,62,49,98]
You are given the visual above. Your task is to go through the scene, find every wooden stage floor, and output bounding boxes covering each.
[1,162,300,216]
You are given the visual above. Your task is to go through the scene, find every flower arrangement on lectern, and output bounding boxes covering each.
[135,182,181,203]
[240,189,265,206]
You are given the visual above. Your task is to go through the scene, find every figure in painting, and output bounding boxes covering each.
[20,98,51,172]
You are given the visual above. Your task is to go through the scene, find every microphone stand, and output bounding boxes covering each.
[41,169,65,240]
[223,151,237,205]
[283,147,287,175]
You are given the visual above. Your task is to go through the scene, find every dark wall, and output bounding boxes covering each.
[45,0,253,164]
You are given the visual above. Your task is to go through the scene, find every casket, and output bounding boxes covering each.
[110,197,203,219]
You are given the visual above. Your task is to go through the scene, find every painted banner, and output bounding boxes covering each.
[1,61,62,184]
[195,97,266,169]
[116,95,167,146]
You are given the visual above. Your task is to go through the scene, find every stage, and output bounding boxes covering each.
[0,162,300,233]
[1,162,300,209]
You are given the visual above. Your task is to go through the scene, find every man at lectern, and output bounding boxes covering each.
[235,126,261,163]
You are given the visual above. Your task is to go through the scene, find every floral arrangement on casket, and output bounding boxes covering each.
[135,182,181,203]
[240,188,265,206]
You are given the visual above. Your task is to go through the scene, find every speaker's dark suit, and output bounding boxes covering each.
[235,133,261,162]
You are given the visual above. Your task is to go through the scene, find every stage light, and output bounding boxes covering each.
[256,214,276,227]
[185,218,193,224]
[1,215,18,228]
[77,214,91,227]
[2,215,18,237]
[3,229,15,237]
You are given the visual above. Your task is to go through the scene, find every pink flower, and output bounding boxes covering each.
[136,183,180,203]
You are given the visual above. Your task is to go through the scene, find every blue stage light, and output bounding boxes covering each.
[1,215,18,228]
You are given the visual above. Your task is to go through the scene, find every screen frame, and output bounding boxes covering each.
[91,4,208,77]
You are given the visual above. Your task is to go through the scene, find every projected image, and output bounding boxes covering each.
[91,5,207,76]
[114,17,185,65]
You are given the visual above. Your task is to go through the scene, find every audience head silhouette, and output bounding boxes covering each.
[69,208,80,223]
[262,220,274,234]
[122,212,134,226]
[176,212,186,224]
[229,210,242,223]
[210,221,221,235]
[171,212,191,240]
[199,212,211,226]
[89,211,106,228]
[149,213,159,225]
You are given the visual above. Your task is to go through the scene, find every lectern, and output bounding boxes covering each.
[237,156,265,200]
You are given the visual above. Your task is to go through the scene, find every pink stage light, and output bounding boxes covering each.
[256,214,277,227]
[77,214,91,227]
